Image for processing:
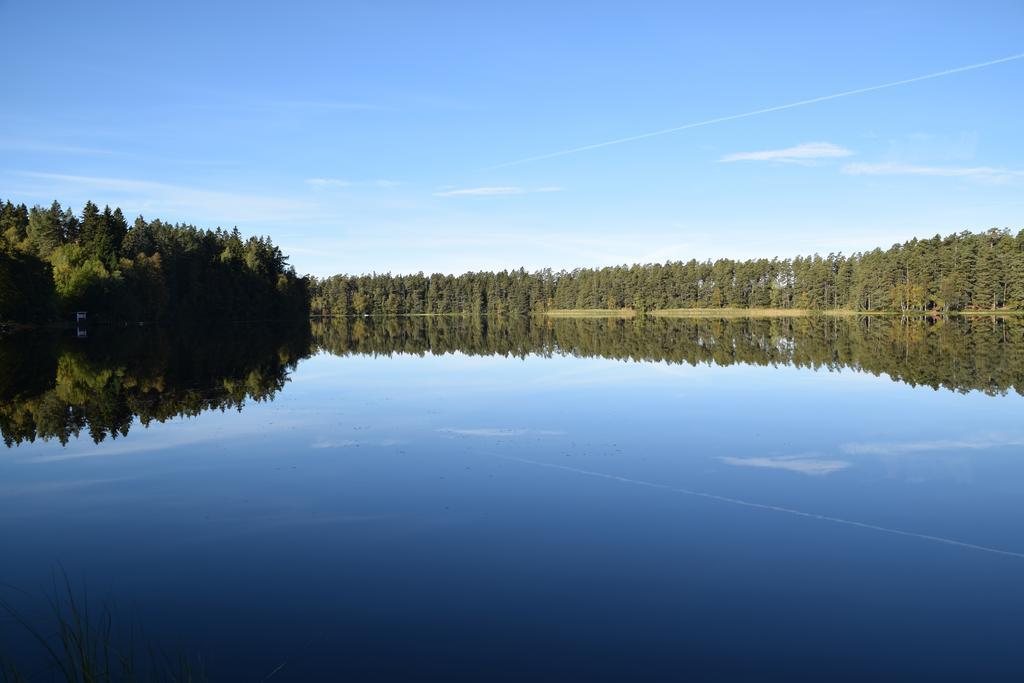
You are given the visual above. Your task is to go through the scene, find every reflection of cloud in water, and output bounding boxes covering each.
[0,477,135,497]
[20,416,309,464]
[492,454,1024,560]
[437,428,564,437]
[440,428,526,437]
[310,439,360,449]
[310,438,409,449]
[842,434,1024,455]
[720,456,850,476]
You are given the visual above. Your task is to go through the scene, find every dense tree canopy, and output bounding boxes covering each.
[310,228,1024,316]
[4,198,1020,323]
[0,199,309,323]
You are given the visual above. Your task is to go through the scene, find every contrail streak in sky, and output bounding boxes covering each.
[492,52,1024,168]
[493,453,1024,560]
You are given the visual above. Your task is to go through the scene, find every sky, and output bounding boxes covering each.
[1,0,1022,277]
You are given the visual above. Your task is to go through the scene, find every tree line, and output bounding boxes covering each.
[4,197,1021,322]
[6,314,1022,446]
[310,228,1024,316]
[312,314,1024,396]
[0,199,309,323]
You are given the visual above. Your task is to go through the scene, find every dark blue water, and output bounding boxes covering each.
[3,317,1024,680]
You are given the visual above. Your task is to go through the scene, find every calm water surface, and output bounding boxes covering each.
[2,316,1024,680]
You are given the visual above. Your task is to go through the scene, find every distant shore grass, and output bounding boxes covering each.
[649,307,819,318]
[949,309,1024,316]
[543,308,636,318]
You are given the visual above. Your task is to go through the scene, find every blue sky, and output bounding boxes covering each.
[1,0,1022,277]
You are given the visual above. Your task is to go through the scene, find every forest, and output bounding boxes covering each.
[310,228,1024,316]
[4,198,1023,323]
[0,199,309,323]
[4,313,1022,446]
[0,322,311,446]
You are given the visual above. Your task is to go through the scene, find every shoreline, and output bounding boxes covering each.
[545,308,1024,318]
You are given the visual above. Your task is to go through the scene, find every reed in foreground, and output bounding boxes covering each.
[0,574,206,683]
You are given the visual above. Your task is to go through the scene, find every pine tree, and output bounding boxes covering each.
[26,201,65,258]
[78,201,104,257]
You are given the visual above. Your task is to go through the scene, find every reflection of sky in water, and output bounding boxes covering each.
[3,352,1024,679]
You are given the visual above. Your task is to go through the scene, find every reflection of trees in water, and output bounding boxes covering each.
[3,315,1021,447]
[0,323,311,447]
[312,315,1024,396]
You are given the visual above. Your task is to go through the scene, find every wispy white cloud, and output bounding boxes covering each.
[435,186,524,197]
[305,178,402,189]
[720,456,851,475]
[434,186,565,197]
[17,172,316,224]
[841,162,1024,180]
[0,139,117,156]
[265,100,381,111]
[306,178,352,188]
[841,435,1024,456]
[720,141,853,163]
[494,52,1024,168]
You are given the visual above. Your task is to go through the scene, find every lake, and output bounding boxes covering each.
[2,315,1024,680]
